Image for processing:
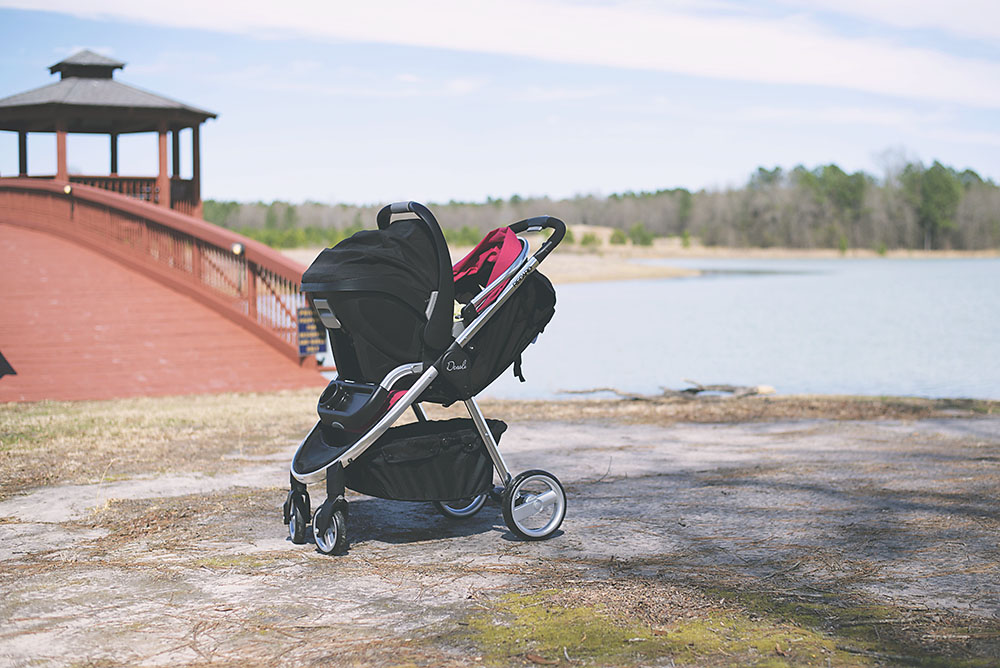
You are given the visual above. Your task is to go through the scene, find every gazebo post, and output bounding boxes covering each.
[56,122,67,182]
[110,132,118,176]
[192,125,201,217]
[171,128,180,177]
[157,122,170,208]
[18,130,27,176]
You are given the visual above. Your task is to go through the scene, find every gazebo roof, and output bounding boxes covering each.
[49,49,126,77]
[0,50,217,134]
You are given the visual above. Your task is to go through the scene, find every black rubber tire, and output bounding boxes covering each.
[433,494,488,519]
[502,469,566,541]
[313,507,347,555]
[288,498,308,544]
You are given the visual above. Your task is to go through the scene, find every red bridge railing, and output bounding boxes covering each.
[0,178,312,364]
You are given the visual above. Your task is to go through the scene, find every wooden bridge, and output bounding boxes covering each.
[0,179,326,402]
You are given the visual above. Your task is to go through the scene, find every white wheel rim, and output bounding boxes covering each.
[289,512,298,539]
[442,494,487,517]
[313,512,338,553]
[509,474,565,538]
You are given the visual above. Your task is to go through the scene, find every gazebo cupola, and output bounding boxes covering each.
[0,49,217,217]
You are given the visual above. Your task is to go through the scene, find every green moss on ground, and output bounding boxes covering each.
[463,587,1000,667]
[463,590,858,667]
[466,591,657,665]
[721,588,1000,668]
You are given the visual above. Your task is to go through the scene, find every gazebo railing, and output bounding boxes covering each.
[70,175,158,203]
[0,178,312,363]
[170,178,198,216]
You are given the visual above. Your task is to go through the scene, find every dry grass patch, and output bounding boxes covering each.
[476,395,999,425]
[0,390,317,499]
[4,392,996,501]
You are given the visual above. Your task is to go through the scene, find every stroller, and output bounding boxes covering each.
[283,201,567,554]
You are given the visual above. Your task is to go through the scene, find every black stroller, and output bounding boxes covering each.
[283,201,567,554]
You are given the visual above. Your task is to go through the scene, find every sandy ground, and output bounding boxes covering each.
[282,242,697,285]
[2,407,998,666]
[282,225,999,286]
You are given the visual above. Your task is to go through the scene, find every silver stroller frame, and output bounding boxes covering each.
[284,202,567,554]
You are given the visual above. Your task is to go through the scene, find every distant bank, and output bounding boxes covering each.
[206,159,1000,254]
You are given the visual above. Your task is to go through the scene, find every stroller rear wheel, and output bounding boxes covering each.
[433,494,488,519]
[313,505,347,555]
[502,470,566,540]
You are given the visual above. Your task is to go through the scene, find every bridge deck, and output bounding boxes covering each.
[1,224,326,402]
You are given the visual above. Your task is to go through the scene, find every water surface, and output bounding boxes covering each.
[484,257,1000,400]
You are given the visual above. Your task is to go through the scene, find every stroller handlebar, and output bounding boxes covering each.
[508,216,567,262]
[376,201,432,229]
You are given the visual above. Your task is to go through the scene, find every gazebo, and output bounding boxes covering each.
[0,50,216,217]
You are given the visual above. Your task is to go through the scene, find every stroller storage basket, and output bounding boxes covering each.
[345,418,505,502]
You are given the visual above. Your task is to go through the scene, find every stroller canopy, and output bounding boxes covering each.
[302,218,443,320]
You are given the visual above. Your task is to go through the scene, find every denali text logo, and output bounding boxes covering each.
[446,359,468,372]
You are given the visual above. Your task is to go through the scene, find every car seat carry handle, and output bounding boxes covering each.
[508,216,566,262]
[375,201,455,352]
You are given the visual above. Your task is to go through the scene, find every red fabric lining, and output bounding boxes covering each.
[451,227,522,308]
[374,228,522,420]
[388,389,407,408]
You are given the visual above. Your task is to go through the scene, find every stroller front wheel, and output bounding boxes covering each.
[288,501,308,544]
[433,494,488,519]
[502,470,566,540]
[313,506,347,555]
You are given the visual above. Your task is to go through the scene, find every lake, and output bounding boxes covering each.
[483,257,1000,400]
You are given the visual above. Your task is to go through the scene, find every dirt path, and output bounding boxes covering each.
[2,416,999,666]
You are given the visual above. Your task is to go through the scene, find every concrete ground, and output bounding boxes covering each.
[1,415,998,666]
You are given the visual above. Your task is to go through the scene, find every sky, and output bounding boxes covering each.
[1,1,999,205]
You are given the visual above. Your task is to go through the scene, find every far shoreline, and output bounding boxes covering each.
[282,226,998,285]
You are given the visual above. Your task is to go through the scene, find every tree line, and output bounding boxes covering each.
[204,160,1000,251]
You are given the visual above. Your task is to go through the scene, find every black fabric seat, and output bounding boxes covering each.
[302,217,449,383]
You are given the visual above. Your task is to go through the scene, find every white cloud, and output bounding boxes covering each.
[780,0,1000,42]
[739,105,951,129]
[512,85,617,102]
[56,44,115,58]
[446,77,488,95]
[929,128,1000,149]
[9,0,1000,108]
